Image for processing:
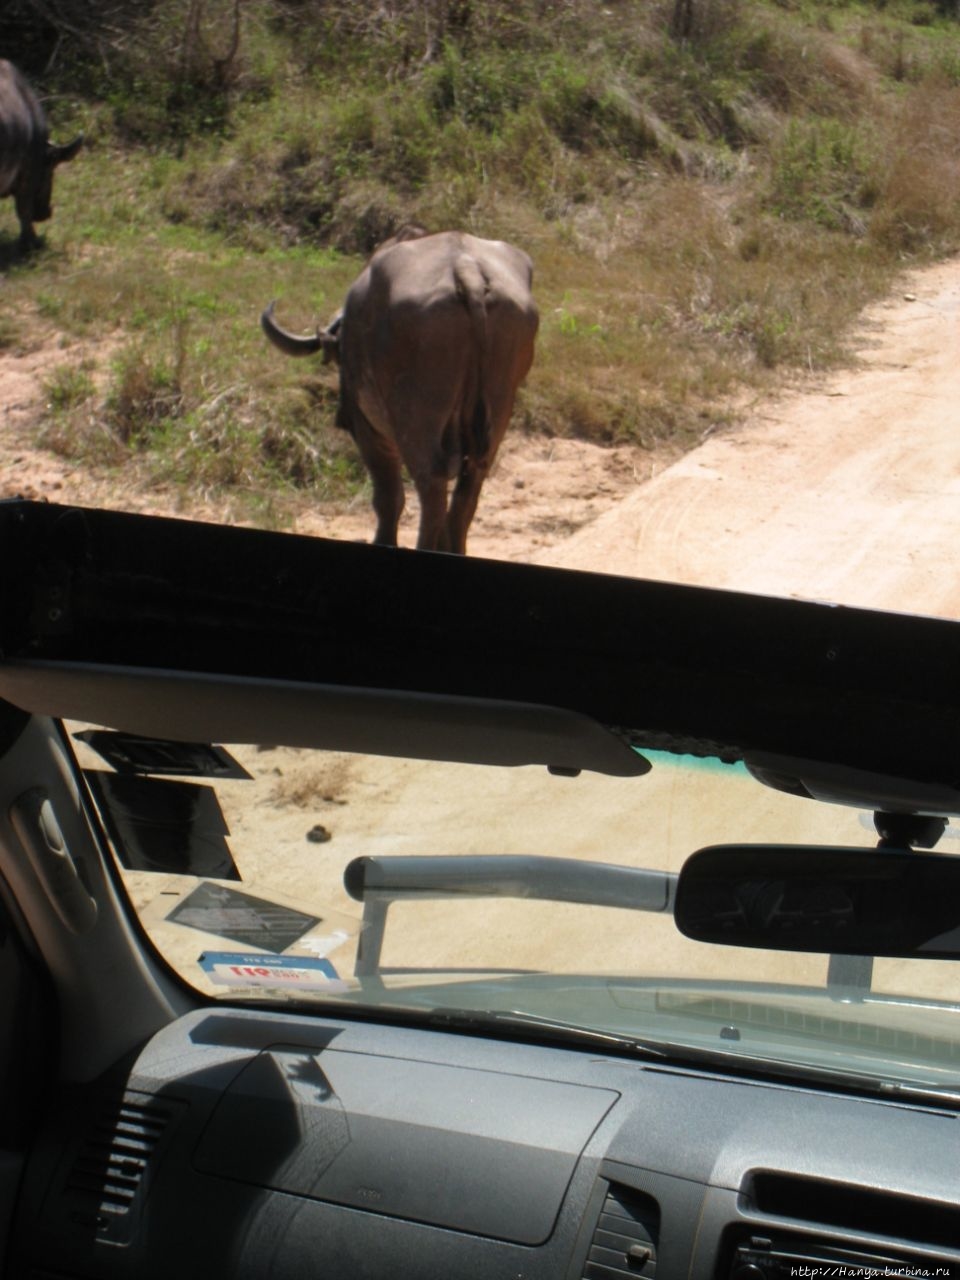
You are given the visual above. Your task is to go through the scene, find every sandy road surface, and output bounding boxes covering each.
[541,258,960,620]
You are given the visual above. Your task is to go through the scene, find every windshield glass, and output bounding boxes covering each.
[69,724,960,1095]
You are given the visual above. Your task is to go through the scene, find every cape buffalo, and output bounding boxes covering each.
[262,230,539,555]
[0,60,82,250]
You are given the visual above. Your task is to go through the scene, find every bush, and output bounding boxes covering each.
[868,80,960,253]
[105,344,185,445]
[766,117,882,232]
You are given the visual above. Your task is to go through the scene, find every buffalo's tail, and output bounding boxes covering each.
[453,253,491,461]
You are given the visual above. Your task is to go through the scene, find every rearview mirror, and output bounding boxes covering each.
[675,845,960,959]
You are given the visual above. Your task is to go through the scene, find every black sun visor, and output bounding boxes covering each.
[1,500,960,801]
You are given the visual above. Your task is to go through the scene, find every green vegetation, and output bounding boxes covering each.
[5,0,960,516]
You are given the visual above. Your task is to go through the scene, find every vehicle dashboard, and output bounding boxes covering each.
[11,1004,960,1280]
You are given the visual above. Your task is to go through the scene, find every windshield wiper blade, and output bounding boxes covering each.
[636,1037,960,1107]
[426,1007,670,1057]
[426,1010,960,1106]
[866,1079,960,1108]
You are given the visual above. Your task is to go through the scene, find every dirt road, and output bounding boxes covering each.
[539,258,960,621]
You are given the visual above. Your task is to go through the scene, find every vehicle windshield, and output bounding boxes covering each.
[70,725,960,1096]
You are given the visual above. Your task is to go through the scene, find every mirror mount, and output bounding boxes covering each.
[873,811,947,851]
[826,953,874,997]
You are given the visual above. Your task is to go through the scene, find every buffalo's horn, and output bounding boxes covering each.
[260,301,326,357]
[49,135,83,164]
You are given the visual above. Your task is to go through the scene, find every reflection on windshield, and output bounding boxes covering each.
[68,728,960,1094]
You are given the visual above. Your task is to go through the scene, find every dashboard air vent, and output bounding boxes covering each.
[747,1171,960,1253]
[52,1092,181,1244]
[66,1097,168,1208]
[583,1182,660,1279]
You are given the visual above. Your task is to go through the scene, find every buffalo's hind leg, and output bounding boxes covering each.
[14,209,40,253]
[445,458,488,556]
[352,417,405,546]
[413,471,451,552]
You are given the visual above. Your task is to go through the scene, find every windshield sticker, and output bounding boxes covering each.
[166,882,321,952]
[200,950,348,992]
[75,730,252,779]
[86,772,241,880]
[298,927,356,958]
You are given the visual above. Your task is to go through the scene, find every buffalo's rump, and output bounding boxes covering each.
[342,231,538,460]
[0,60,44,195]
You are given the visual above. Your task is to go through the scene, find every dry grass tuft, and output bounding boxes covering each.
[270,756,355,810]
[870,81,960,255]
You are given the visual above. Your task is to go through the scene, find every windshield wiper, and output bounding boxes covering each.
[634,1037,960,1108]
[425,1007,671,1057]
[424,1008,960,1107]
[234,985,960,1107]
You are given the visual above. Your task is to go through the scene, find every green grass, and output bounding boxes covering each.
[4,0,960,518]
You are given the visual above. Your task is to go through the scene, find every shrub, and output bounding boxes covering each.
[105,344,185,445]
[766,117,882,232]
[868,80,960,253]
